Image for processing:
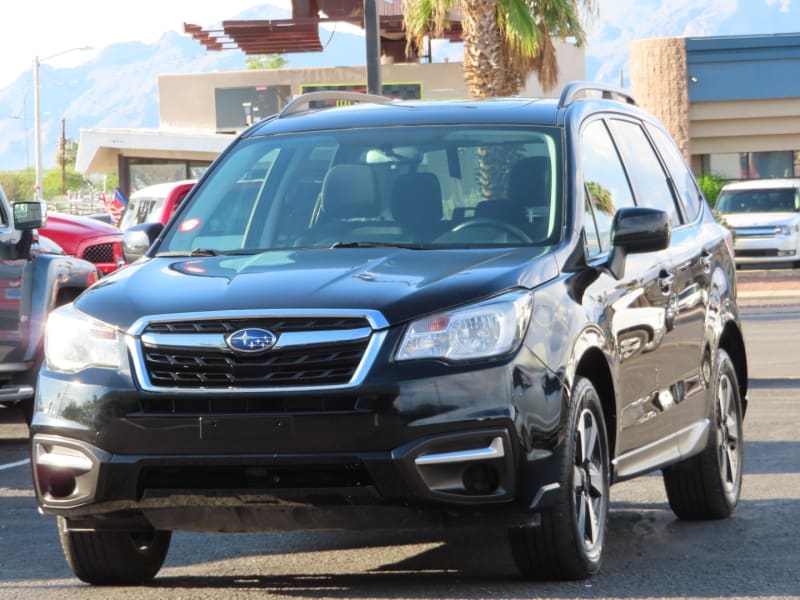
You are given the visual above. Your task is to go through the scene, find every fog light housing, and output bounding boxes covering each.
[32,435,108,508]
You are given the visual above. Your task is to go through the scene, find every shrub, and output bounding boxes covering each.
[697,174,727,209]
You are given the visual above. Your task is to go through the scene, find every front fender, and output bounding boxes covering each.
[23,253,99,362]
[706,262,748,402]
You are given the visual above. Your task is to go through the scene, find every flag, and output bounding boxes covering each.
[102,188,127,226]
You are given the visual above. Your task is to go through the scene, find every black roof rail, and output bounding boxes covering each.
[558,81,637,109]
[279,91,394,117]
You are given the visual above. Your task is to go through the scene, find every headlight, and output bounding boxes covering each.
[45,304,122,373]
[777,225,792,236]
[396,290,533,362]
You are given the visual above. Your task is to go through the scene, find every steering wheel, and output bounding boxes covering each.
[448,218,533,243]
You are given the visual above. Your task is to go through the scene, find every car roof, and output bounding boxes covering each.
[248,97,564,136]
[130,180,196,199]
[721,178,800,191]
[243,84,660,140]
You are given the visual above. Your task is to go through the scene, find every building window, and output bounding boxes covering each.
[700,151,796,180]
[121,158,211,198]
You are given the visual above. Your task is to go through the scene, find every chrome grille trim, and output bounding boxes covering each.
[734,227,779,238]
[127,308,389,335]
[141,327,373,351]
[127,309,388,394]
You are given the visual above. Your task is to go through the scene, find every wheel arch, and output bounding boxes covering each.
[718,320,748,414]
[574,347,617,460]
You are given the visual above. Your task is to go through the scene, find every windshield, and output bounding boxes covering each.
[158,125,563,255]
[716,187,799,214]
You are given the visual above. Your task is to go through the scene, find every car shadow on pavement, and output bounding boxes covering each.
[141,495,800,598]
[748,377,800,389]
[2,497,799,598]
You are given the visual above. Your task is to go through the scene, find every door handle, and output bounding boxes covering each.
[701,250,713,274]
[658,271,675,296]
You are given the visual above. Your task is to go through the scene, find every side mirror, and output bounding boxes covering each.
[123,222,163,263]
[607,207,671,279]
[13,201,47,230]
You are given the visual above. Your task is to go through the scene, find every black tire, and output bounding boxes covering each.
[662,348,743,520]
[509,377,610,580]
[20,397,34,426]
[58,516,171,585]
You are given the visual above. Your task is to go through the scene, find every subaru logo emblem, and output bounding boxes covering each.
[226,328,277,354]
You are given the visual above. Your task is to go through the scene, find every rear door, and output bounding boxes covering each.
[608,117,709,438]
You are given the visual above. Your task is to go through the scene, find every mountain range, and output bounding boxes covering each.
[0,0,797,172]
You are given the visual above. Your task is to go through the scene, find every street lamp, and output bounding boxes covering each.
[33,46,92,201]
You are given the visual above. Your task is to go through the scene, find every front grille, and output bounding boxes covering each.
[132,312,383,401]
[82,243,115,263]
[736,248,780,257]
[734,227,779,238]
[143,339,369,388]
[143,316,369,335]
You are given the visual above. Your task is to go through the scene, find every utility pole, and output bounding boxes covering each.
[33,56,42,201]
[61,118,66,195]
[364,0,381,95]
[33,46,92,201]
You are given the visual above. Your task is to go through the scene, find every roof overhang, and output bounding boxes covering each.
[183,0,462,56]
[76,128,234,174]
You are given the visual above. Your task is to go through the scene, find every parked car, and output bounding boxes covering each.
[118,180,195,231]
[715,178,800,266]
[32,85,748,585]
[0,187,100,423]
[38,212,125,275]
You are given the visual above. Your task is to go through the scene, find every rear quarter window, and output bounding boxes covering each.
[646,123,704,221]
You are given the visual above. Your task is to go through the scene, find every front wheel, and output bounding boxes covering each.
[662,348,744,520]
[509,377,610,580]
[58,516,171,585]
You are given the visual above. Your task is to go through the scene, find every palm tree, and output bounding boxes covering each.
[403,0,594,97]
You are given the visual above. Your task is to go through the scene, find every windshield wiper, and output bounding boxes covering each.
[328,241,426,250]
[154,248,219,257]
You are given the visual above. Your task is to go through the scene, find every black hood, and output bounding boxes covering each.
[76,247,559,330]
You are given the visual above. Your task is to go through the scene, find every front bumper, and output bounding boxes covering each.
[734,234,800,264]
[30,353,566,531]
[31,424,563,532]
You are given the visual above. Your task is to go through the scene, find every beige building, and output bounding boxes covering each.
[77,43,585,198]
[630,33,800,180]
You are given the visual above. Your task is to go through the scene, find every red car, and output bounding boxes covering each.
[39,213,125,275]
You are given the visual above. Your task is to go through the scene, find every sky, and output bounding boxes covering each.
[0,0,288,88]
[2,0,798,90]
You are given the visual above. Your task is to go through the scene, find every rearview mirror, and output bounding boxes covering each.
[123,222,163,263]
[13,201,46,231]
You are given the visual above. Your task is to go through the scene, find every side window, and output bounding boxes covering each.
[609,119,681,227]
[580,119,636,254]
[646,123,703,221]
[0,204,7,228]
[583,195,602,256]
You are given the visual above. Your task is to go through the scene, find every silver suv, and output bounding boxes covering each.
[715,178,800,266]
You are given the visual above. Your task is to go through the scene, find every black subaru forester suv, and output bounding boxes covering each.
[32,83,748,584]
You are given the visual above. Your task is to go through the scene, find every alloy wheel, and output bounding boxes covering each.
[573,408,607,553]
[716,372,741,493]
